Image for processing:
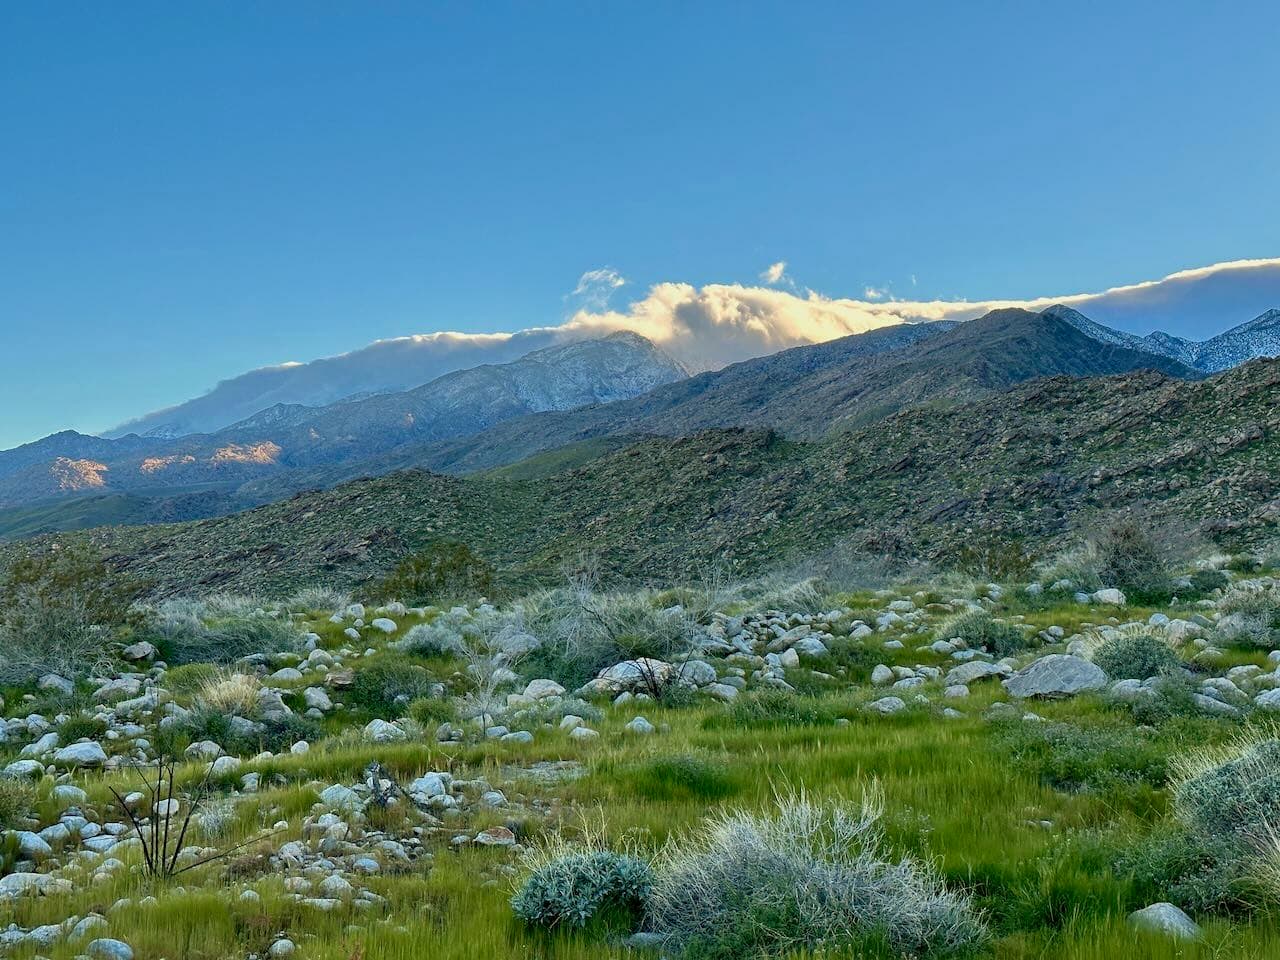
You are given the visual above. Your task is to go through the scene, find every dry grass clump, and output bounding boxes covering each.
[646,785,987,958]
[196,670,263,717]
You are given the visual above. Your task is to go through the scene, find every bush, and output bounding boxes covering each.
[178,706,321,755]
[512,850,652,930]
[1216,584,1280,649]
[0,779,36,831]
[991,718,1169,792]
[647,787,987,959]
[516,581,697,690]
[375,542,495,606]
[346,660,437,717]
[399,620,467,658]
[407,696,457,727]
[57,713,108,743]
[1119,734,1280,912]
[163,615,303,666]
[1094,515,1171,602]
[0,541,144,683]
[281,586,350,615]
[196,671,264,717]
[1091,631,1180,680]
[940,611,1030,658]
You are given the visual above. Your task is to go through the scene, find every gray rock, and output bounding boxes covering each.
[865,696,907,715]
[945,661,1010,685]
[87,938,135,960]
[53,741,108,767]
[362,719,407,743]
[1003,655,1107,699]
[1127,902,1200,940]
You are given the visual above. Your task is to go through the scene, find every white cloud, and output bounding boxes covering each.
[104,257,1280,437]
[760,261,788,285]
[863,286,887,300]
[568,266,626,310]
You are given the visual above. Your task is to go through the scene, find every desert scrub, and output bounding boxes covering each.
[196,671,264,716]
[512,849,652,930]
[0,778,36,830]
[939,610,1030,658]
[990,718,1169,793]
[1089,630,1181,680]
[162,612,303,666]
[1093,514,1172,603]
[280,585,350,615]
[1216,583,1280,649]
[647,786,987,959]
[375,541,495,606]
[345,659,438,717]
[1117,731,1280,912]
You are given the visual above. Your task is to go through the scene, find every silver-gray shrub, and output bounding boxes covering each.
[647,787,986,959]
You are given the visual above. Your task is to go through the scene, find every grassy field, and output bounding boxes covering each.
[2,570,1280,959]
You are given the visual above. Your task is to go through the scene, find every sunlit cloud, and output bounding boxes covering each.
[760,260,788,285]
[567,266,626,310]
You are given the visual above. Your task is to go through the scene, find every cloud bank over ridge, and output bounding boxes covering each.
[104,258,1280,440]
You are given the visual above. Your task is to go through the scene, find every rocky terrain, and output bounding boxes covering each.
[29,354,1277,599]
[2,535,1280,958]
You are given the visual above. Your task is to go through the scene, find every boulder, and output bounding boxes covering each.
[53,741,108,767]
[1003,655,1107,699]
[1127,902,1200,940]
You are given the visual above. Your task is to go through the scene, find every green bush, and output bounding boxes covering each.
[346,660,437,717]
[0,779,36,831]
[0,541,146,684]
[1128,676,1203,726]
[1091,632,1180,680]
[375,542,495,606]
[511,850,652,930]
[991,719,1169,792]
[407,695,457,727]
[178,706,321,755]
[163,615,302,666]
[1113,826,1244,914]
[1216,584,1280,649]
[57,713,108,743]
[1094,515,1171,602]
[1187,569,1229,596]
[940,611,1031,658]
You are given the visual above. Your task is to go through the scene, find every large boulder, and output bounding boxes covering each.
[945,661,1011,686]
[1003,655,1107,699]
[53,741,108,768]
[1127,902,1200,940]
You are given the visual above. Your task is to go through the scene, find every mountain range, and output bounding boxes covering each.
[0,303,1277,545]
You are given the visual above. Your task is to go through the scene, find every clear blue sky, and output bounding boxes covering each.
[2,1,1278,447]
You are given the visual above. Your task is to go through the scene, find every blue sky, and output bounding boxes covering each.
[2,1,1279,448]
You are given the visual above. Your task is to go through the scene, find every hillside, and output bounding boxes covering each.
[306,306,1200,478]
[0,333,685,513]
[50,356,1278,597]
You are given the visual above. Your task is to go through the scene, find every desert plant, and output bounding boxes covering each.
[196,671,263,717]
[1216,584,1280,649]
[647,786,987,959]
[939,610,1030,658]
[1090,630,1181,680]
[346,659,438,717]
[0,541,144,683]
[281,585,351,615]
[399,619,467,658]
[108,753,279,880]
[1093,514,1171,602]
[165,614,302,666]
[512,849,652,930]
[374,541,495,606]
[0,778,36,831]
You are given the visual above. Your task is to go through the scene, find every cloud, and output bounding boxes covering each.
[863,286,887,300]
[760,261,788,285]
[568,266,626,310]
[102,257,1280,438]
